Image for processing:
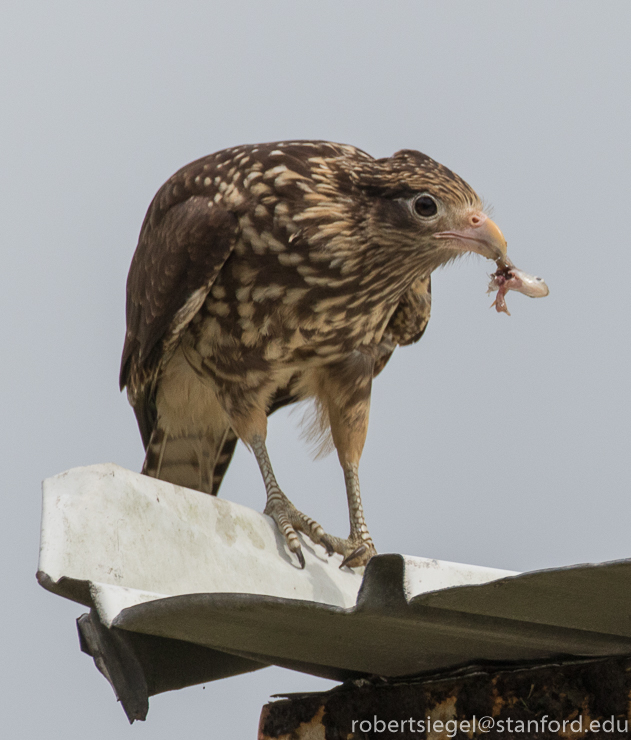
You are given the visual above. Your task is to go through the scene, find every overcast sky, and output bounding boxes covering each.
[3,1,631,737]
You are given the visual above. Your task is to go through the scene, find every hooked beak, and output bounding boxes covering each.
[434,212,508,264]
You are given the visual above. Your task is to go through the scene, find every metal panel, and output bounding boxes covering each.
[38,464,631,718]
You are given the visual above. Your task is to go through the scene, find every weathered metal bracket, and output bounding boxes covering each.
[77,610,149,722]
[76,609,266,723]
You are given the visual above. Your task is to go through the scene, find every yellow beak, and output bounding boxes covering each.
[434,213,508,263]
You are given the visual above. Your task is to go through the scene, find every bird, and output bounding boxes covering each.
[120,140,508,569]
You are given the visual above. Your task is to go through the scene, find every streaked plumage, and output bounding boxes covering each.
[120,140,508,567]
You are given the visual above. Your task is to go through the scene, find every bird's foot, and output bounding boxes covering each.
[319,533,377,569]
[264,494,334,568]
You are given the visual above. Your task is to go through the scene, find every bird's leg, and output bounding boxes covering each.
[250,432,333,568]
[321,427,377,569]
[314,356,377,568]
[341,461,375,566]
[312,460,376,568]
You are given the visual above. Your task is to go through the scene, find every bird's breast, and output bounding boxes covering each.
[190,281,395,375]
[186,231,416,381]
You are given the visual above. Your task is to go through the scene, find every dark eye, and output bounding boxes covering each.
[414,195,438,218]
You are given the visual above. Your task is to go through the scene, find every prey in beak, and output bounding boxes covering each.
[488,262,549,315]
[434,210,549,315]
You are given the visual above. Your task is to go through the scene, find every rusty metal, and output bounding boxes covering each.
[260,656,631,739]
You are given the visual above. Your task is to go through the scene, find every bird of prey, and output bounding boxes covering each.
[120,140,511,569]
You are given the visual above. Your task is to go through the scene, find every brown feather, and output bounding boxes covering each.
[120,140,483,507]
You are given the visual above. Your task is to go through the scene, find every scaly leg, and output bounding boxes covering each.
[316,461,376,568]
[218,383,335,568]
[251,433,333,568]
[223,361,376,569]
[310,354,378,568]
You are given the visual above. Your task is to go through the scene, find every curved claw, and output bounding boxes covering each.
[321,538,335,556]
[295,548,306,569]
[340,544,367,569]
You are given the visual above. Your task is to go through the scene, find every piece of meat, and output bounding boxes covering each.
[488,262,549,315]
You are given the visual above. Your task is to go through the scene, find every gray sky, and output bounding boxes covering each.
[3,1,631,736]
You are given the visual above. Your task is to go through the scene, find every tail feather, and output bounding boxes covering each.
[142,424,238,496]
[139,344,240,496]
[139,352,301,497]
[209,430,238,496]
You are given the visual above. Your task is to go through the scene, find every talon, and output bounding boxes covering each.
[340,544,367,569]
[253,435,376,570]
[321,539,335,556]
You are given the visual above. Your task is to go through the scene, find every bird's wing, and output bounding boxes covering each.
[120,178,238,446]
[373,275,432,376]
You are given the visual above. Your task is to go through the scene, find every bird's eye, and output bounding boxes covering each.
[413,195,438,218]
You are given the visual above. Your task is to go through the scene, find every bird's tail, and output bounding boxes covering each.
[139,344,240,496]
[142,423,238,497]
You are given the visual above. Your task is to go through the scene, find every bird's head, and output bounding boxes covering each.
[346,148,508,273]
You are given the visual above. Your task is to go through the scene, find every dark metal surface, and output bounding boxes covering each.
[113,554,631,681]
[77,610,267,723]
